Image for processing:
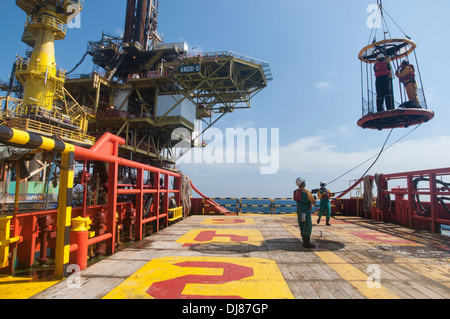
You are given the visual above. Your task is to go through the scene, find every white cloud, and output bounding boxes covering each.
[314,81,334,90]
[370,136,450,173]
[278,132,450,177]
[279,135,365,174]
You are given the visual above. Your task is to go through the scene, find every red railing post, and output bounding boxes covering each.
[17,214,37,269]
[175,175,182,212]
[407,174,414,228]
[69,217,90,271]
[106,162,118,255]
[164,173,169,228]
[154,171,160,230]
[429,173,438,233]
[135,168,144,241]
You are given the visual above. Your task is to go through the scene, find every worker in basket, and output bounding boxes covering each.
[317,182,333,226]
[294,177,316,248]
[395,59,420,107]
[374,53,395,112]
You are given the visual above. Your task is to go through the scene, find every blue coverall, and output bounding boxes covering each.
[317,187,332,225]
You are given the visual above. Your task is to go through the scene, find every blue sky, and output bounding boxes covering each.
[1,1,450,198]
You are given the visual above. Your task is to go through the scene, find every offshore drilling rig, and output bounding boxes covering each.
[0,0,272,211]
[0,0,271,277]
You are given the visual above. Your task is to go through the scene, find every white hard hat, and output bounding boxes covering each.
[377,53,385,59]
[296,177,305,186]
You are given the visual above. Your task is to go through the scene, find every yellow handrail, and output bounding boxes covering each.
[15,105,82,127]
[11,118,96,145]
[168,206,183,222]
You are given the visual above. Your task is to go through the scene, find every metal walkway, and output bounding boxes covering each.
[1,214,449,299]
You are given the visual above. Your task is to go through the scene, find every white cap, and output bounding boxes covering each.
[296,177,305,186]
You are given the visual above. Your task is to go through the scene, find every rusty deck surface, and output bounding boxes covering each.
[1,214,449,300]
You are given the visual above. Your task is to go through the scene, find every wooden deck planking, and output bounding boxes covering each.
[24,214,450,299]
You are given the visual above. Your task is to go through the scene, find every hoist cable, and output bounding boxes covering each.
[327,124,421,188]
[332,128,394,199]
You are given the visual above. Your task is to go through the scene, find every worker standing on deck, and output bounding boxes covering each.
[374,53,394,112]
[317,182,333,226]
[294,177,316,248]
[395,59,420,106]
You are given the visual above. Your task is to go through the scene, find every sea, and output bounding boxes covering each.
[212,198,319,215]
[442,225,450,237]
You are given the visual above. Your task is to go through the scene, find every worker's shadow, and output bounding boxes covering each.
[188,238,345,254]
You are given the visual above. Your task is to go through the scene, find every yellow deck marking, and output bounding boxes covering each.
[283,222,401,299]
[176,229,264,246]
[103,256,294,299]
[0,276,60,299]
[395,258,450,288]
[314,251,400,299]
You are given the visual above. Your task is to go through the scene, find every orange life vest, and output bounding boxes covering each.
[293,189,303,202]
[375,61,391,77]
[319,189,330,199]
[399,64,416,84]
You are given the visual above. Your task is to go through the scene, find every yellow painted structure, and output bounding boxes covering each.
[103,256,294,299]
[168,207,183,222]
[0,126,75,279]
[15,0,82,110]
[0,276,60,299]
[71,216,92,232]
[54,151,75,279]
[0,216,21,268]
[11,0,92,144]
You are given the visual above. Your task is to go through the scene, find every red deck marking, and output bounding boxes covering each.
[146,261,254,299]
[194,230,248,243]
[350,230,418,245]
[177,229,264,247]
